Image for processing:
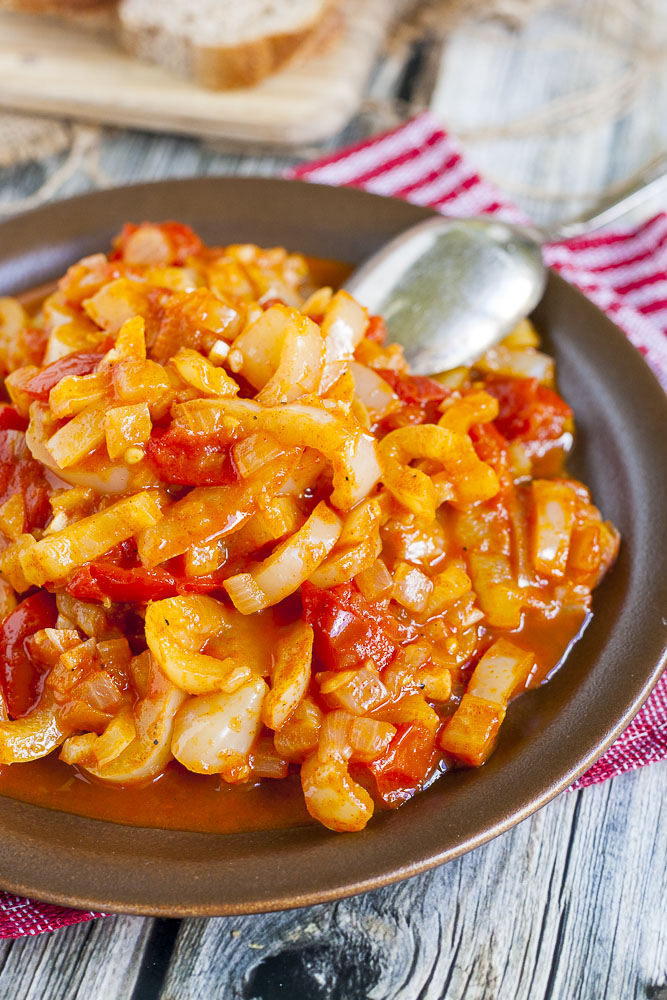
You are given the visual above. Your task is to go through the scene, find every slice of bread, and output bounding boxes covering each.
[119,0,334,90]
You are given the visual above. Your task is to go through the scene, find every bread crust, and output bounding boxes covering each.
[120,0,338,90]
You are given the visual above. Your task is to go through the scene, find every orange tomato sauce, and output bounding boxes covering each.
[0,754,312,833]
[0,608,586,834]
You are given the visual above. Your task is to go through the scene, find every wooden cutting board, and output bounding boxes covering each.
[0,0,400,146]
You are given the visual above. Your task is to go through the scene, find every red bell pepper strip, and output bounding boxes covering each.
[301,581,402,673]
[0,592,57,718]
[368,722,437,807]
[22,351,106,402]
[66,563,225,603]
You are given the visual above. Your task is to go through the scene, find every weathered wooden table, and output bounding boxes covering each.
[0,5,665,997]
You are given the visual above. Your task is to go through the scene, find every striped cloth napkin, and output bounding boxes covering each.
[1,112,665,938]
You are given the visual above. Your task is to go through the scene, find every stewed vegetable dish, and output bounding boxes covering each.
[0,222,619,833]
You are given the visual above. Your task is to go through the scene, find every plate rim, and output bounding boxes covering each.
[0,176,665,917]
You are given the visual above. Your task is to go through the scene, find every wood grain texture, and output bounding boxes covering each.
[0,10,665,997]
[430,3,667,226]
[0,915,152,1000]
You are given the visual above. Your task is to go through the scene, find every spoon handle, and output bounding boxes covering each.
[541,155,667,242]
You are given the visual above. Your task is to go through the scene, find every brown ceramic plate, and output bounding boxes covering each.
[0,178,665,917]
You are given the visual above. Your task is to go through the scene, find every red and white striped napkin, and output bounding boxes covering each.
[1,112,664,938]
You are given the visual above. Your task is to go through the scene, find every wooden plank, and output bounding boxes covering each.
[430,5,667,227]
[0,914,153,1000]
[0,0,400,146]
[0,14,664,999]
[159,764,666,1000]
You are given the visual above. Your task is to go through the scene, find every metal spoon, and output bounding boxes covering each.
[344,158,667,375]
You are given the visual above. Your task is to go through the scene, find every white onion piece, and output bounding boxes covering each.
[319,291,368,392]
[317,709,354,760]
[349,718,396,763]
[230,306,292,389]
[253,501,341,600]
[145,595,254,696]
[224,501,342,614]
[478,345,554,384]
[262,621,314,731]
[305,485,369,574]
[251,737,289,779]
[309,533,381,590]
[349,361,399,421]
[392,564,433,613]
[301,752,374,832]
[354,557,393,601]
[172,397,262,436]
[257,403,381,509]
[339,430,382,509]
[320,665,388,716]
[123,225,172,266]
[27,401,157,494]
[466,638,534,706]
[82,659,186,784]
[171,676,268,778]
[256,315,324,406]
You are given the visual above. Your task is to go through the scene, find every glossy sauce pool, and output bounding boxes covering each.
[0,608,587,834]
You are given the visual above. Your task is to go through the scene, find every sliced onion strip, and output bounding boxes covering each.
[224,501,342,614]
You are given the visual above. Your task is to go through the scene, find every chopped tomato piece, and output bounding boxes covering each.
[22,351,105,401]
[0,405,28,432]
[145,425,239,487]
[66,563,225,603]
[103,537,141,569]
[469,420,511,482]
[0,592,57,718]
[366,315,387,345]
[368,723,437,806]
[483,374,572,447]
[301,581,401,672]
[0,430,52,531]
[17,326,49,369]
[376,369,450,427]
[112,222,203,265]
[377,369,449,406]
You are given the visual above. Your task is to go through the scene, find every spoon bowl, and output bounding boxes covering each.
[344,216,546,374]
